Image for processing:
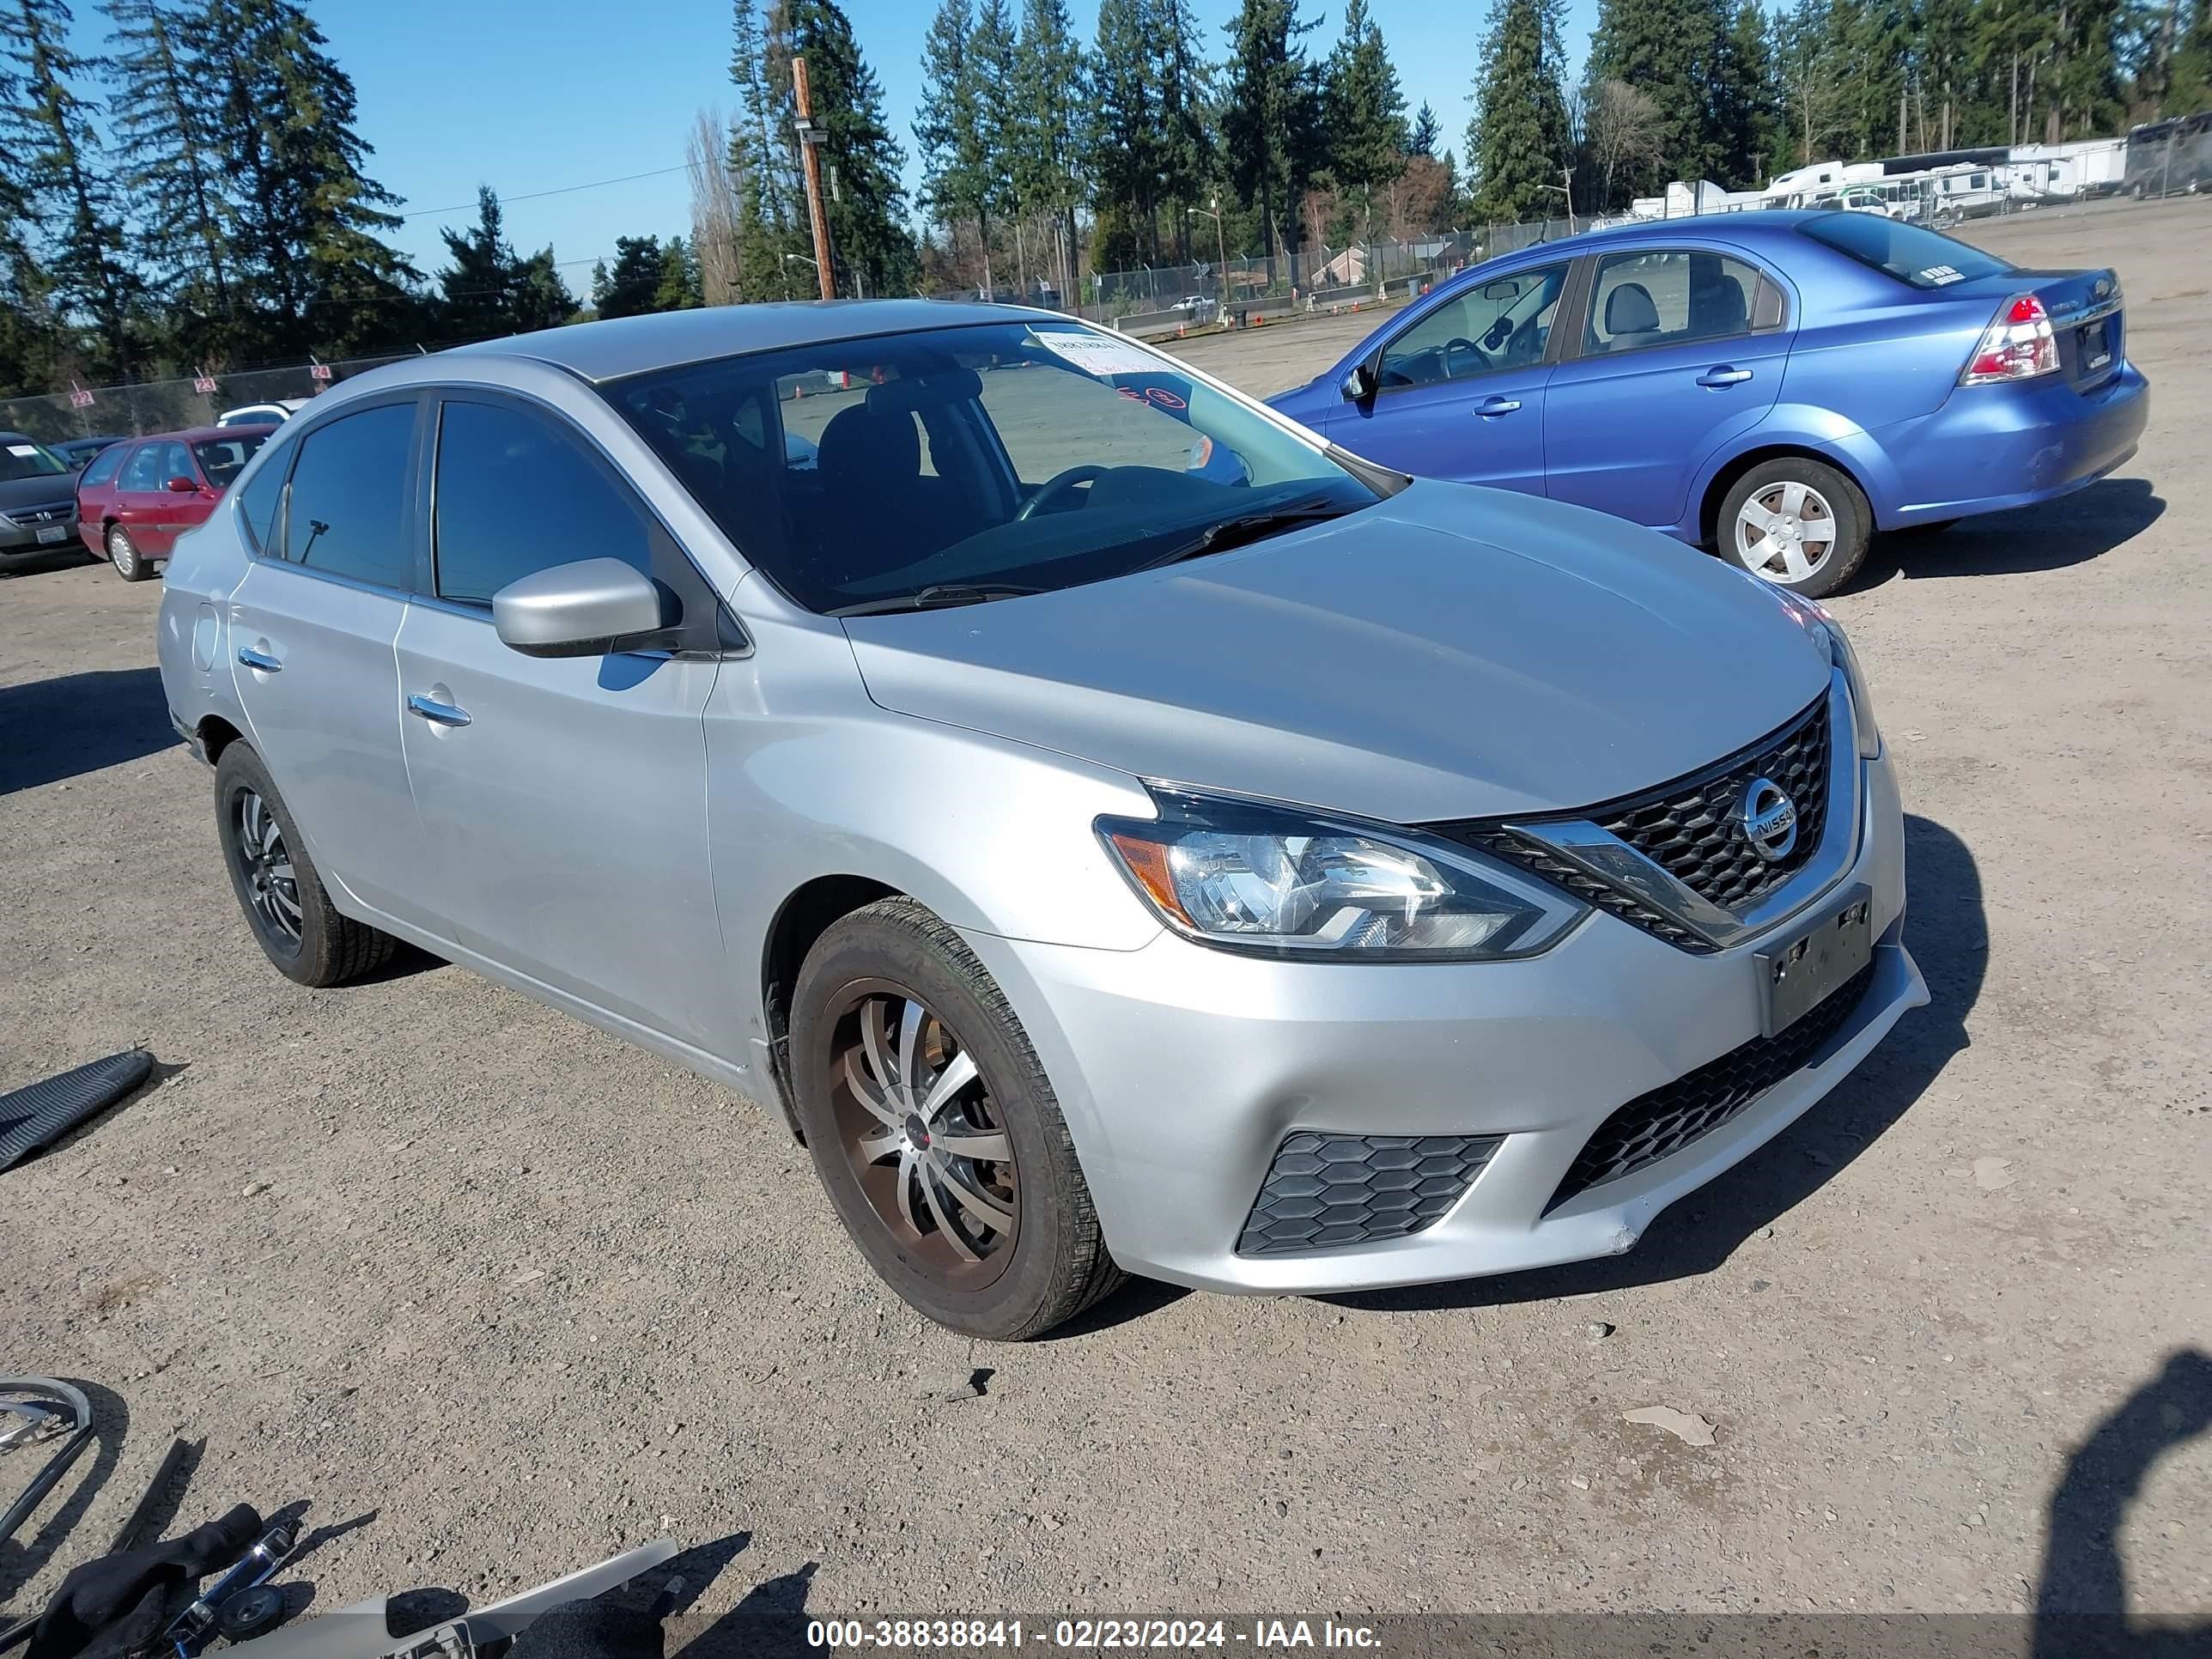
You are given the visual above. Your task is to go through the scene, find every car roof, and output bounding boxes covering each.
[1487,209,1835,263]
[447,297,1049,383]
[119,422,279,445]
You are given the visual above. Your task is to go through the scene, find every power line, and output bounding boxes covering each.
[403,163,695,221]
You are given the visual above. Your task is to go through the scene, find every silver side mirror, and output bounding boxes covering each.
[492,558,668,659]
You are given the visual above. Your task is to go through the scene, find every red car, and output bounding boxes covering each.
[75,423,275,580]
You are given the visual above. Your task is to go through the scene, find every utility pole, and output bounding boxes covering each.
[791,56,836,301]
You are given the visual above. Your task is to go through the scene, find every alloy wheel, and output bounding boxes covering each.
[828,982,1018,1288]
[1735,478,1838,583]
[232,787,302,947]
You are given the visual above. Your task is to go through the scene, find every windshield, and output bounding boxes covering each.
[1798,212,2012,289]
[603,319,1379,613]
[192,432,268,489]
[1,440,70,483]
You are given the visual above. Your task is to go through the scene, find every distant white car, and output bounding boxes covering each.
[1169,295,1216,313]
[216,399,307,428]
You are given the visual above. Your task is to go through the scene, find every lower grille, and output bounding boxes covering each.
[1547,959,1877,1212]
[1237,1131,1502,1255]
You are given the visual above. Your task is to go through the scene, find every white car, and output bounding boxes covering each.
[216,399,308,428]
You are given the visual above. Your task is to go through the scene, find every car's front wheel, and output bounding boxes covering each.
[106,523,149,581]
[214,743,398,987]
[790,896,1124,1340]
[1718,458,1870,599]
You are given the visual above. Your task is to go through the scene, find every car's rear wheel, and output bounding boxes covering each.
[214,743,398,987]
[1718,458,1870,599]
[106,523,149,581]
[790,896,1124,1340]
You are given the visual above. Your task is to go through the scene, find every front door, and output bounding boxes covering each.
[1328,260,1571,495]
[393,394,730,1054]
[226,398,443,935]
[1544,247,1790,531]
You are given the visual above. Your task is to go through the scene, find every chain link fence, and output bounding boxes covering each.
[2,353,418,444]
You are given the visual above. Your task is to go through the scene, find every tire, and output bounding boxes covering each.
[1893,518,1959,538]
[106,523,149,581]
[213,743,398,988]
[1717,457,1871,599]
[789,896,1125,1340]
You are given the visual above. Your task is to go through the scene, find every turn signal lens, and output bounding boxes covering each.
[1961,294,2058,385]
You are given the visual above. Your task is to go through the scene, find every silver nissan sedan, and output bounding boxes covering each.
[156,300,1926,1340]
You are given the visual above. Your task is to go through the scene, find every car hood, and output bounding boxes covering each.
[0,471,80,511]
[842,481,1832,823]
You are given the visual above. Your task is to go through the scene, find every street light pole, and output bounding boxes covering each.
[791,56,836,301]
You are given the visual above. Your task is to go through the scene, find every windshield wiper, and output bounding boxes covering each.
[830,582,1043,617]
[1133,497,1352,573]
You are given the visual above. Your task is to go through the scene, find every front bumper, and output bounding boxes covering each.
[964,746,1923,1295]
[1876,360,2148,528]
[0,513,80,555]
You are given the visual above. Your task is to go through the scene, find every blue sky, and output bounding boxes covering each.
[77,0,1602,282]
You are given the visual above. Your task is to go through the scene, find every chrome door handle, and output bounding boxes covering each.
[1473,397,1522,416]
[237,647,282,672]
[407,694,471,728]
[1697,367,1753,387]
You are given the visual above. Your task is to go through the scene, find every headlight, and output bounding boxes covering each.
[1769,591,1881,760]
[1097,788,1586,961]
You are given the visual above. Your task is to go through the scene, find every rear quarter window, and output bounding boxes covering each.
[236,441,291,554]
[282,404,416,588]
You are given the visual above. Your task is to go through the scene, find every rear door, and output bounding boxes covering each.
[112,442,167,549]
[1328,259,1572,494]
[1543,246,1791,532]
[392,392,729,1053]
[226,397,445,936]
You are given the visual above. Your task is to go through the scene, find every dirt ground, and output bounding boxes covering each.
[3,199,2208,1650]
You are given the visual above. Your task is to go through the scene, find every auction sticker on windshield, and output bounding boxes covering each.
[1030,331,1164,379]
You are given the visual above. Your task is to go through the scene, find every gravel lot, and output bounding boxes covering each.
[3,199,2208,1650]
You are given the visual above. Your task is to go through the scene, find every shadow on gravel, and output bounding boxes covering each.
[2033,1347,2212,1658]
[0,1379,128,1601]
[0,666,173,796]
[678,1559,817,1658]
[1320,812,1986,1318]
[1856,474,2165,590]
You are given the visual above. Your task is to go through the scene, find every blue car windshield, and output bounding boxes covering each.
[1797,212,2013,290]
[603,319,1380,614]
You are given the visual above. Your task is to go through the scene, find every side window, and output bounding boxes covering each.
[433,399,654,605]
[1378,263,1568,389]
[80,445,127,487]
[119,446,161,491]
[283,403,415,588]
[155,442,192,486]
[236,443,291,554]
[1583,250,1763,355]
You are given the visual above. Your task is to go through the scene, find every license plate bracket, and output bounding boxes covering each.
[36,524,66,544]
[1757,885,1874,1038]
[2081,317,2112,371]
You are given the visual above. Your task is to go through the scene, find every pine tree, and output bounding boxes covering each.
[435,186,574,341]
[1012,0,1085,301]
[1220,0,1324,290]
[769,0,917,297]
[1149,0,1213,263]
[654,234,702,310]
[1409,100,1441,157]
[1088,0,1159,264]
[2,0,140,379]
[103,0,233,359]
[1585,0,1724,190]
[594,235,664,319]
[201,0,415,360]
[1467,0,1571,222]
[1712,0,1779,185]
[1323,0,1409,237]
[915,0,995,270]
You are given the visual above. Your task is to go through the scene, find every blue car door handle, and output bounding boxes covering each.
[1697,367,1753,387]
[407,694,471,728]
[1473,396,1522,416]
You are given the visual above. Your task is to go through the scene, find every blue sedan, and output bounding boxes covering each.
[1267,210,2149,597]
